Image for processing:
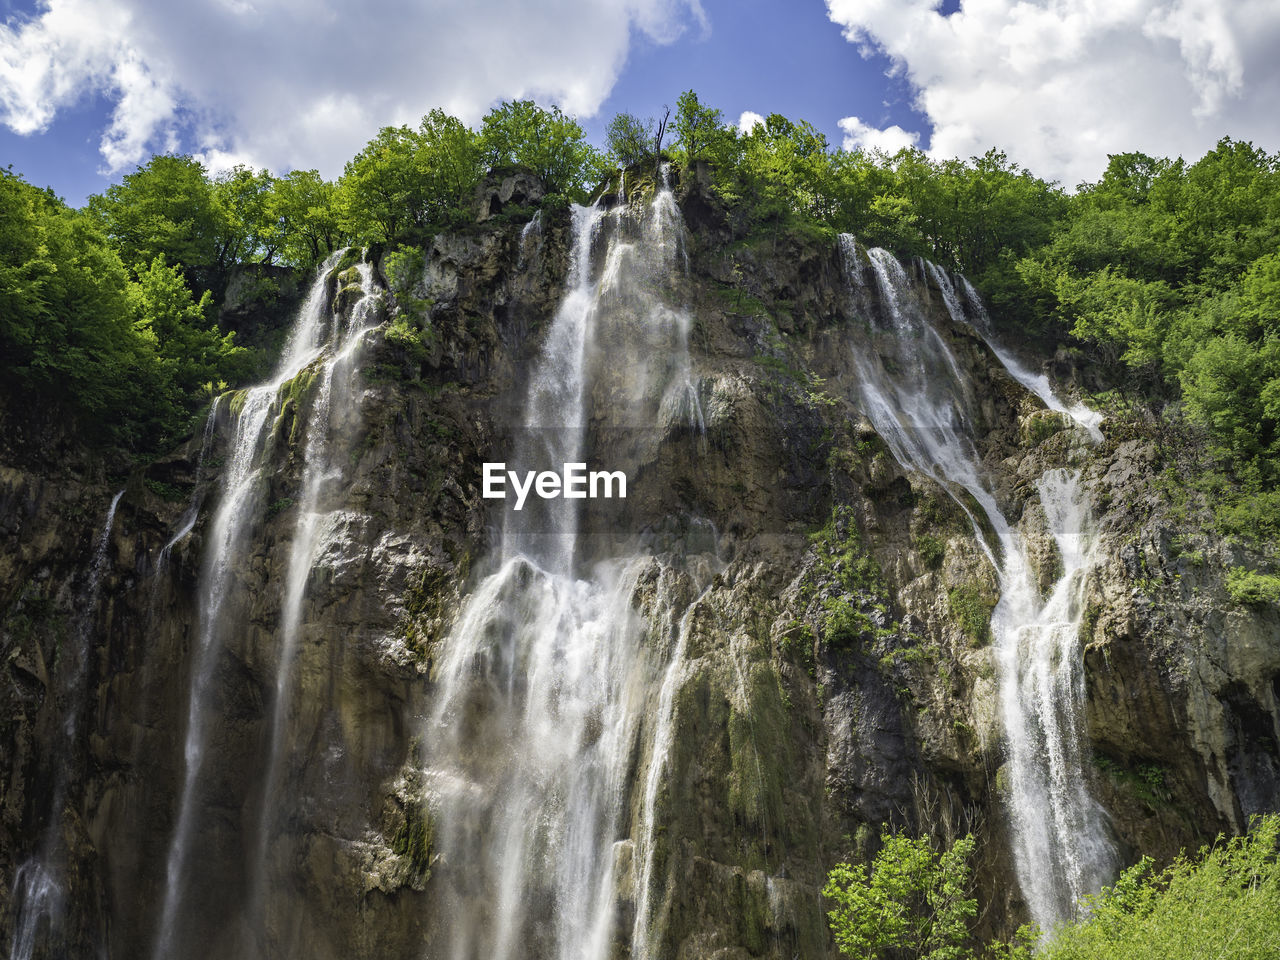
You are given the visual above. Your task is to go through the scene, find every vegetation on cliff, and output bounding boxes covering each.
[824,830,977,960]
[2,91,1278,545]
[825,815,1280,960]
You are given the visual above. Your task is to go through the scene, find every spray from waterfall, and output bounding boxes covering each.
[9,489,122,960]
[839,237,1114,931]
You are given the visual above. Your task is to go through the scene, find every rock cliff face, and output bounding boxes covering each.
[1,167,1278,959]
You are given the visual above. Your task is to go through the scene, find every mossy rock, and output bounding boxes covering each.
[728,662,788,832]
[333,281,367,317]
[1020,409,1070,447]
[948,584,997,646]
[333,247,364,275]
[226,387,251,417]
[391,803,434,879]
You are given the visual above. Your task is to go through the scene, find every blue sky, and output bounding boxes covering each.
[2,0,1278,206]
[581,0,926,160]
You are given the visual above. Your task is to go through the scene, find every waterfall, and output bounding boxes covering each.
[839,238,1114,931]
[420,171,708,960]
[924,263,1104,442]
[151,249,378,960]
[247,259,382,932]
[10,489,122,960]
[629,544,720,959]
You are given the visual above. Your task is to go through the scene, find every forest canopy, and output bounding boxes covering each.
[2,91,1278,535]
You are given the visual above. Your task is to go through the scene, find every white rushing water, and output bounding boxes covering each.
[247,259,382,928]
[840,238,1113,931]
[152,249,379,960]
[10,489,122,960]
[923,262,1104,442]
[421,171,708,960]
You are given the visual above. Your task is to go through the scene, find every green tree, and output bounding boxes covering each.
[338,125,425,244]
[415,107,484,224]
[87,154,228,290]
[212,164,278,266]
[673,89,727,163]
[129,255,253,403]
[824,830,977,960]
[479,100,605,197]
[732,113,835,221]
[266,169,343,268]
[337,111,482,245]
[605,112,653,168]
[0,169,167,446]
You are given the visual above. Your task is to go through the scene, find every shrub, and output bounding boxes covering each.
[1225,567,1280,606]
[824,830,977,960]
[948,586,996,645]
[1036,815,1280,960]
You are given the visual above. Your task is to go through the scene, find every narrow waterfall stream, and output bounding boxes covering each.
[420,172,709,960]
[840,238,1114,931]
[9,490,122,960]
[248,259,383,934]
[152,251,382,960]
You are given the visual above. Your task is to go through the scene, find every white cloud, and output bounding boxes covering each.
[825,0,1280,187]
[737,110,765,134]
[838,115,919,154]
[0,0,706,176]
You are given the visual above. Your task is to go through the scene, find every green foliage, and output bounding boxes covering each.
[1,170,173,447]
[914,533,946,570]
[1093,753,1171,808]
[673,89,728,164]
[824,830,978,960]
[87,154,229,289]
[266,168,341,269]
[383,245,436,362]
[822,595,876,650]
[947,586,996,646]
[808,506,902,650]
[130,255,253,398]
[1225,567,1280,606]
[143,478,186,502]
[15,85,1280,514]
[1036,815,1280,960]
[266,497,295,519]
[1012,138,1280,489]
[338,110,483,245]
[605,112,655,168]
[478,100,605,198]
[810,505,884,595]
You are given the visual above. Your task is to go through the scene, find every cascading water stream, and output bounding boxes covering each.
[10,488,122,960]
[924,263,1104,442]
[152,249,352,960]
[247,259,382,936]
[629,536,721,960]
[839,237,1113,931]
[998,468,1115,926]
[421,171,707,960]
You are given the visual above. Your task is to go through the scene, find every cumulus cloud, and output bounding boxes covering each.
[737,110,765,134]
[0,0,707,176]
[824,0,1280,186]
[838,115,918,154]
